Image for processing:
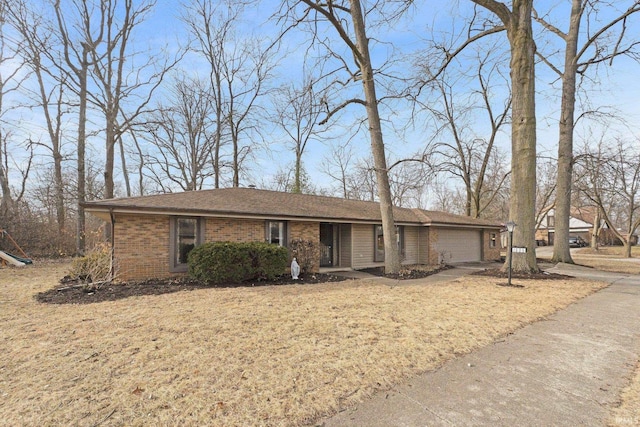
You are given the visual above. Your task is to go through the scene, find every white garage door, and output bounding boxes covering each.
[435,229,482,263]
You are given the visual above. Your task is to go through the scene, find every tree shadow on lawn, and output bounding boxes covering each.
[472,268,573,280]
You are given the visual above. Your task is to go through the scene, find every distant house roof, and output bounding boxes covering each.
[83,188,500,229]
[570,206,597,226]
[539,206,597,231]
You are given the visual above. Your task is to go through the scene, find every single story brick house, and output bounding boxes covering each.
[83,188,502,281]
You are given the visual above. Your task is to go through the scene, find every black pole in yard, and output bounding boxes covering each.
[506,221,516,287]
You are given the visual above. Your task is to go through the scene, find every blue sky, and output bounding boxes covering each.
[2,0,640,207]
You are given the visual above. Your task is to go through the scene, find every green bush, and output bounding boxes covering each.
[188,241,288,284]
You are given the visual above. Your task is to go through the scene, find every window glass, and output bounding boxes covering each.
[490,232,497,248]
[375,225,404,262]
[396,226,405,255]
[175,218,197,266]
[375,225,385,262]
[267,221,287,246]
[547,215,555,227]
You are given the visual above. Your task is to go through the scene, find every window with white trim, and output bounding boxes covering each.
[266,221,288,247]
[374,225,404,262]
[170,217,203,272]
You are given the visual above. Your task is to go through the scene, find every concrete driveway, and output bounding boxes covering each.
[321,263,640,426]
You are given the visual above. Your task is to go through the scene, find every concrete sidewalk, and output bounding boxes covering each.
[321,264,640,426]
[332,262,494,286]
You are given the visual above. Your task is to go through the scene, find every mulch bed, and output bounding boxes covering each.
[360,265,452,280]
[35,273,350,305]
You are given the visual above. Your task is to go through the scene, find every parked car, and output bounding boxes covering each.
[568,236,588,248]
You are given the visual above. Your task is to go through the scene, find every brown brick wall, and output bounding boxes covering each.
[289,221,319,243]
[483,229,501,261]
[113,214,171,281]
[289,221,320,272]
[204,218,264,242]
[113,213,497,279]
[114,215,323,280]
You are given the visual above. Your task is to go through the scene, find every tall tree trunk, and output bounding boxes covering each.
[590,208,601,248]
[350,0,401,273]
[76,45,88,255]
[118,135,131,196]
[104,111,116,240]
[213,69,223,189]
[551,0,582,264]
[294,147,302,193]
[505,0,539,272]
[105,109,117,200]
[53,150,65,233]
[0,139,13,217]
[232,134,239,187]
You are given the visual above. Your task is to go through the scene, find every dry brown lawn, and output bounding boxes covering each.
[610,360,640,426]
[0,261,608,426]
[572,247,640,275]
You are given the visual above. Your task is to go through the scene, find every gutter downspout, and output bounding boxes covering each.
[109,209,116,280]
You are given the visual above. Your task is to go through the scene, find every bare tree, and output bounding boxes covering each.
[534,0,640,263]
[79,0,176,202]
[264,164,318,194]
[142,76,217,192]
[534,156,557,237]
[46,0,104,255]
[347,157,378,202]
[466,0,539,272]
[388,161,431,208]
[417,1,538,271]
[271,74,326,193]
[184,0,275,188]
[576,138,640,258]
[7,1,69,236]
[320,142,356,199]
[183,0,235,188]
[418,47,511,218]
[223,38,275,187]
[281,0,407,273]
[0,4,29,218]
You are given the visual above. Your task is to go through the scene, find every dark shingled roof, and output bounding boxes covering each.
[83,187,500,228]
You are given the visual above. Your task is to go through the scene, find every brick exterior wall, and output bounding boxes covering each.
[289,221,320,272]
[113,214,170,281]
[204,218,264,242]
[114,214,322,281]
[112,211,496,280]
[483,229,501,261]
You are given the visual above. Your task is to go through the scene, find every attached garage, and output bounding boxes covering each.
[434,228,482,263]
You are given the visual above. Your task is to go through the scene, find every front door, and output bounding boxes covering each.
[320,223,334,267]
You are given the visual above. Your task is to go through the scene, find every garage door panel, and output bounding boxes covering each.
[435,229,481,263]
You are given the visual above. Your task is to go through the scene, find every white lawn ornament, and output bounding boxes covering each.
[291,257,300,280]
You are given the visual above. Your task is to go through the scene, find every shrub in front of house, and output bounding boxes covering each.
[69,243,113,283]
[188,241,288,284]
[289,238,319,275]
[248,242,290,280]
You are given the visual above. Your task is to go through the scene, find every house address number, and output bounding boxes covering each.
[511,247,527,253]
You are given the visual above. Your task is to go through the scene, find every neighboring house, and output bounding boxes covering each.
[536,207,595,246]
[83,188,502,281]
[535,206,638,246]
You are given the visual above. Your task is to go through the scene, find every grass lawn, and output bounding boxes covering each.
[0,261,618,426]
[610,360,640,426]
[539,246,640,275]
